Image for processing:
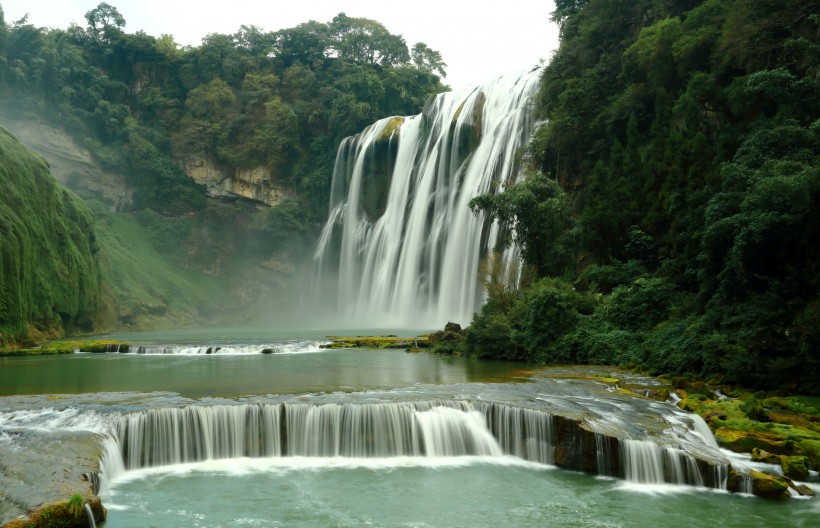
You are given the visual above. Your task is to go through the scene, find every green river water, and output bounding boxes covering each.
[1,327,817,527]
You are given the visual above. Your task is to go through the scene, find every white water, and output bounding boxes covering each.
[97,341,326,355]
[84,503,97,528]
[96,399,739,497]
[306,70,541,328]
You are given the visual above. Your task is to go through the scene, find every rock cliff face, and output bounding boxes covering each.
[0,113,132,210]
[182,155,288,206]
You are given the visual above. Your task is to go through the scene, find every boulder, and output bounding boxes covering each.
[780,455,810,481]
[749,470,791,500]
[750,448,780,464]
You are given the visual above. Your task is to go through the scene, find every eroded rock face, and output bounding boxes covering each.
[182,155,288,206]
[0,114,132,210]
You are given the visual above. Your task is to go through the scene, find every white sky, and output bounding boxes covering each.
[1,0,560,90]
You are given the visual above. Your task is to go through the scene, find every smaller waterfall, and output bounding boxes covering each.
[101,342,325,355]
[415,407,503,457]
[481,403,554,464]
[595,433,614,477]
[621,439,705,485]
[84,503,97,528]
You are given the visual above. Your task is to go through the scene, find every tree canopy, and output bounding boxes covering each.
[444,0,819,393]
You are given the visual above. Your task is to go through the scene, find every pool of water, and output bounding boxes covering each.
[105,457,817,528]
[0,326,531,398]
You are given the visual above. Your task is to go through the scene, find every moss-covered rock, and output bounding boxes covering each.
[748,470,791,500]
[2,494,105,528]
[1,339,129,356]
[321,335,430,349]
[714,428,786,453]
[751,447,781,464]
[780,455,810,481]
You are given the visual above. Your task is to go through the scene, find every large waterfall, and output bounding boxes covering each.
[307,70,541,328]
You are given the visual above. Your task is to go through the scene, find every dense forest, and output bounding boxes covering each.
[0,3,447,345]
[435,0,819,393]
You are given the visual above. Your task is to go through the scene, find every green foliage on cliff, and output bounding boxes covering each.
[0,5,445,217]
[455,0,819,393]
[0,127,104,347]
[0,4,447,332]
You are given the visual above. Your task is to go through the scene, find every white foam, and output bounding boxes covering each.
[0,407,111,433]
[108,454,552,486]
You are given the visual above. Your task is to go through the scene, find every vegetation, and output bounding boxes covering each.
[437,0,819,395]
[0,3,447,338]
[678,386,820,484]
[0,127,106,348]
[322,335,430,349]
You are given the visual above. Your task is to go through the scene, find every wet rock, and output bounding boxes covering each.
[780,455,810,481]
[714,428,785,454]
[792,483,815,497]
[750,447,780,464]
[0,430,106,526]
[749,470,791,500]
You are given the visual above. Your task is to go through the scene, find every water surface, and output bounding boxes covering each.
[106,458,818,528]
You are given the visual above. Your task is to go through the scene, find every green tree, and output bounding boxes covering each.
[84,2,125,44]
[470,171,577,277]
[411,42,446,78]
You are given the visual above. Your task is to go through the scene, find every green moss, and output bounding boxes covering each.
[0,127,104,348]
[322,335,430,349]
[678,388,820,470]
[1,339,129,356]
[377,117,404,142]
[92,203,231,328]
[749,470,791,500]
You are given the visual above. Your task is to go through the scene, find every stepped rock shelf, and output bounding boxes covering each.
[1,364,815,528]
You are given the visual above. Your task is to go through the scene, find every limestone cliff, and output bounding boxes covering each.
[182,155,289,206]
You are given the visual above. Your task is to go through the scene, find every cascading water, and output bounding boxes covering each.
[306,70,541,328]
[99,399,736,493]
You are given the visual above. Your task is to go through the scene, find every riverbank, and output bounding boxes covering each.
[675,382,819,495]
[0,340,127,357]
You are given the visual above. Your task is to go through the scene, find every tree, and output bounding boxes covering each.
[411,42,446,78]
[470,171,577,277]
[85,2,125,44]
[329,13,410,66]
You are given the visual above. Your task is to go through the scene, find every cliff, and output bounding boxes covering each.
[0,126,110,347]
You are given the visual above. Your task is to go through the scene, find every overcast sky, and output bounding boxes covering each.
[1,0,560,90]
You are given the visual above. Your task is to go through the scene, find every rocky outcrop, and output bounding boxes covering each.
[0,431,106,527]
[0,113,132,210]
[181,155,288,206]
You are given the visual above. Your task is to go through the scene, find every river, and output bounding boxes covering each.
[0,327,817,527]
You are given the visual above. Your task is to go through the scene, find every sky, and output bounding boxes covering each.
[1,0,560,90]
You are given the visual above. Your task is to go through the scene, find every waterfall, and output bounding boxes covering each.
[102,400,730,492]
[621,439,705,485]
[84,503,97,528]
[306,70,541,328]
